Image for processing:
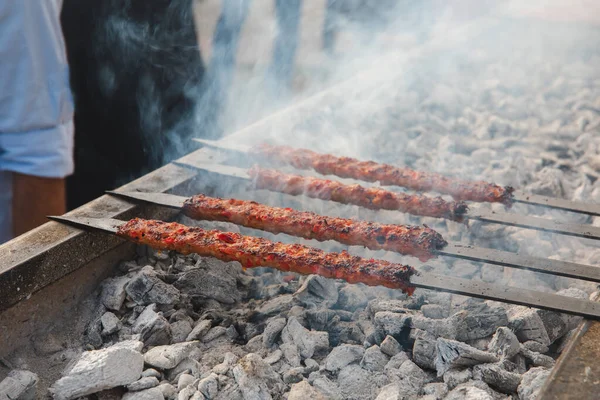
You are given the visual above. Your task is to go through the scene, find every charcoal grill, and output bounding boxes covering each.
[1,27,599,400]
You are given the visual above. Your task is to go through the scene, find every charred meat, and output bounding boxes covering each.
[183,194,447,261]
[118,218,417,294]
[251,144,514,205]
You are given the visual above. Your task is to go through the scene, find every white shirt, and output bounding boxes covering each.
[0,0,74,243]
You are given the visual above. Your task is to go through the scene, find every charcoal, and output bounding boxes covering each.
[197,373,219,399]
[283,367,305,384]
[304,358,319,373]
[170,320,193,343]
[294,275,338,308]
[445,385,493,400]
[0,370,38,400]
[264,350,283,365]
[126,267,181,306]
[380,335,402,357]
[288,380,326,400]
[141,369,161,379]
[337,364,387,400]
[245,335,266,354]
[174,265,240,305]
[374,311,410,337]
[165,358,201,381]
[280,343,302,367]
[186,320,212,342]
[202,326,227,343]
[522,340,549,354]
[101,312,121,336]
[507,307,551,345]
[421,382,449,399]
[392,359,433,395]
[410,311,467,339]
[375,383,402,400]
[178,373,195,390]
[361,345,390,372]
[126,377,159,392]
[262,318,287,348]
[256,295,296,317]
[443,368,473,390]
[487,327,520,359]
[232,354,283,400]
[336,285,369,311]
[520,348,555,368]
[281,317,329,359]
[517,367,551,400]
[324,344,365,372]
[368,300,410,315]
[412,336,437,371]
[101,276,131,311]
[455,307,508,341]
[420,304,447,320]
[121,388,164,400]
[177,386,197,400]
[473,363,522,394]
[132,304,172,346]
[157,383,177,399]
[435,339,499,376]
[49,342,144,399]
[143,341,198,370]
[312,376,342,400]
[212,353,239,375]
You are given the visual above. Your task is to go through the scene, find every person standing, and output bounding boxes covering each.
[0,0,75,244]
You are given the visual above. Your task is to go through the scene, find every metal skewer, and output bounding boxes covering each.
[107,190,600,283]
[173,159,600,241]
[47,214,600,320]
[192,138,600,217]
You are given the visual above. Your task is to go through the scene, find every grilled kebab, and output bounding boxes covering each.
[251,143,514,205]
[183,194,447,261]
[248,166,468,221]
[118,218,417,294]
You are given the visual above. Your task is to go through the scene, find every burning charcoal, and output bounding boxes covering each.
[49,341,144,399]
[422,382,449,399]
[186,320,212,342]
[126,377,160,391]
[507,307,551,346]
[420,304,447,320]
[180,375,201,394]
[122,387,164,400]
[85,319,104,349]
[101,276,131,311]
[473,364,522,394]
[384,359,432,396]
[212,353,239,375]
[336,285,369,311]
[357,314,384,345]
[132,304,172,346]
[413,336,437,371]
[361,345,390,372]
[520,348,555,368]
[517,367,551,399]
[337,364,387,400]
[174,266,240,305]
[288,380,326,400]
[487,327,520,359]
[280,343,302,367]
[283,367,305,384]
[157,383,177,399]
[256,295,296,317]
[244,335,266,354]
[143,341,198,370]
[165,358,201,381]
[197,373,219,399]
[304,359,319,373]
[101,312,122,336]
[374,311,410,337]
[375,383,402,400]
[0,370,38,400]
[232,354,283,400]
[443,368,473,390]
[384,352,410,375]
[142,369,161,379]
[262,318,287,348]
[410,311,469,340]
[293,275,338,308]
[435,339,499,376]
[126,267,181,306]
[312,376,342,400]
[177,386,197,400]
[380,335,402,357]
[455,307,509,342]
[171,320,193,343]
[324,344,365,372]
[281,317,329,359]
[202,326,227,343]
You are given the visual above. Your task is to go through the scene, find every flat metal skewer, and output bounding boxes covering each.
[192,138,600,217]
[173,159,600,241]
[47,214,600,320]
[107,190,600,283]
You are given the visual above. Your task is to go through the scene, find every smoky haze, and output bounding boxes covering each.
[107,1,600,294]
